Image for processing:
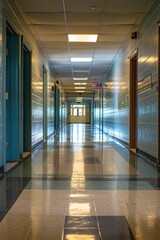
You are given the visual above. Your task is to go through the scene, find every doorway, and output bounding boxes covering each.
[23,45,31,152]
[54,85,60,131]
[129,53,138,150]
[69,104,89,123]
[43,66,48,140]
[6,24,20,161]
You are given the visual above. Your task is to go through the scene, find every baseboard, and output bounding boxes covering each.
[137,149,157,166]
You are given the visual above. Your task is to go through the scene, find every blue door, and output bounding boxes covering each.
[6,32,19,162]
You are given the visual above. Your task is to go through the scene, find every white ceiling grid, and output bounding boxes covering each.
[15,0,154,95]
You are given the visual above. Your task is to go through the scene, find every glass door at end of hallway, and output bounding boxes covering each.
[69,105,88,123]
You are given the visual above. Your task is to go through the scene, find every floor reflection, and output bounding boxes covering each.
[0,159,31,221]
[0,124,160,240]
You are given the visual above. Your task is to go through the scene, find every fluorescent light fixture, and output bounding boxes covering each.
[73,78,88,81]
[68,34,98,42]
[75,91,85,93]
[73,70,89,73]
[74,83,87,85]
[71,58,92,62]
[74,87,86,89]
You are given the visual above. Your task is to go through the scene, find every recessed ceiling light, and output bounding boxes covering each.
[73,78,88,81]
[73,70,89,73]
[74,83,87,85]
[71,58,92,62]
[75,91,85,93]
[74,87,86,89]
[68,34,98,42]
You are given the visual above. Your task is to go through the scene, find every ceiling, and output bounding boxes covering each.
[15,0,154,97]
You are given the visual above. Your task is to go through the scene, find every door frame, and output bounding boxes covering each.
[43,66,48,140]
[158,27,160,167]
[22,43,32,152]
[54,85,60,131]
[2,14,6,171]
[129,51,138,150]
[69,104,87,123]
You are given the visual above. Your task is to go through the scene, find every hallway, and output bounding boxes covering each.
[0,124,160,239]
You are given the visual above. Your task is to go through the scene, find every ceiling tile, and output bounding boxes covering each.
[102,13,142,25]
[27,13,65,25]
[49,58,70,63]
[94,49,119,54]
[43,48,68,54]
[70,49,95,55]
[19,0,63,12]
[93,54,116,59]
[72,62,92,68]
[88,76,102,81]
[42,42,68,48]
[96,42,122,48]
[59,78,75,83]
[100,25,133,34]
[67,13,102,25]
[90,69,107,74]
[16,0,155,95]
[103,0,154,13]
[52,62,72,68]
[38,34,67,42]
[98,34,127,42]
[67,25,99,34]
[31,25,66,34]
[65,0,105,13]
[92,62,112,67]
[56,72,73,77]
[73,72,89,78]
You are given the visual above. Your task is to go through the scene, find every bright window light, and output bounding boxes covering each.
[73,78,88,81]
[74,87,86,89]
[68,34,98,42]
[74,83,87,85]
[71,58,92,62]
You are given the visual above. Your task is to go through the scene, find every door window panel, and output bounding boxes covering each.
[79,108,82,116]
[73,108,78,116]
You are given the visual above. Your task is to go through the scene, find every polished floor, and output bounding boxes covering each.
[0,124,160,239]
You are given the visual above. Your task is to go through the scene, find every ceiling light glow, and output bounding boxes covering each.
[73,70,89,73]
[73,78,88,81]
[74,83,87,85]
[71,58,92,62]
[74,87,86,89]
[68,34,98,42]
